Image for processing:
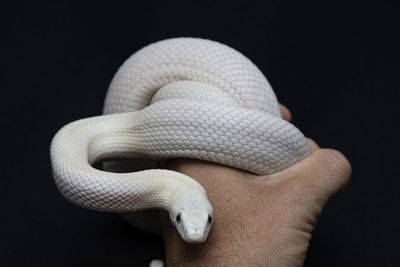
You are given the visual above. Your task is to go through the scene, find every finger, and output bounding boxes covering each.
[274,149,351,204]
[307,138,319,151]
[280,104,292,122]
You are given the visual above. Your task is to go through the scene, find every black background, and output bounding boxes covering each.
[2,1,400,266]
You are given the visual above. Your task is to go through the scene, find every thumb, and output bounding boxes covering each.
[272,148,352,205]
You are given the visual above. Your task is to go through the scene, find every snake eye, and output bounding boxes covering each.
[208,215,212,224]
[176,214,181,223]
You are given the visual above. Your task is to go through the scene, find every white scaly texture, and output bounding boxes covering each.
[50,38,311,244]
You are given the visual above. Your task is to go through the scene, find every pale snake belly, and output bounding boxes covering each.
[50,37,311,244]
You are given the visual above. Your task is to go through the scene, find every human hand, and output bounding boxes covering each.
[160,105,351,267]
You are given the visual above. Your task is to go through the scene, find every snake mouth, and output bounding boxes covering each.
[184,234,207,244]
[183,228,209,244]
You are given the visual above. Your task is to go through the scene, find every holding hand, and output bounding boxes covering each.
[161,104,351,267]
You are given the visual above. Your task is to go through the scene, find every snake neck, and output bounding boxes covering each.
[50,112,206,212]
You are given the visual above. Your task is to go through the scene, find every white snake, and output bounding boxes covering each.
[50,38,311,244]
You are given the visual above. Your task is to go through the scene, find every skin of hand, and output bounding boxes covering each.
[160,104,352,267]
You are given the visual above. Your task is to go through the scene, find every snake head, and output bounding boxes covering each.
[169,188,213,244]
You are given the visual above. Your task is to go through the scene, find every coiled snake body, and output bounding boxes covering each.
[50,38,310,243]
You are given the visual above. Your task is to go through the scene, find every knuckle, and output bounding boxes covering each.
[322,149,352,179]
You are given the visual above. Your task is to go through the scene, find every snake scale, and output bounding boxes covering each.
[50,37,310,244]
